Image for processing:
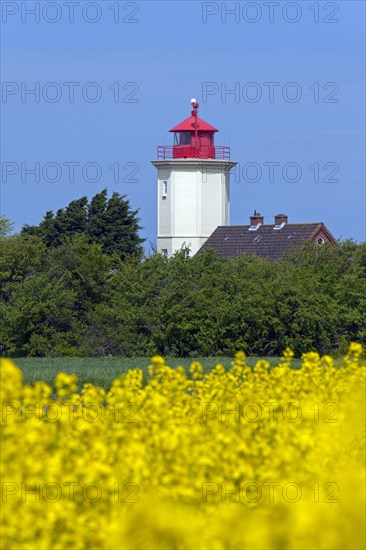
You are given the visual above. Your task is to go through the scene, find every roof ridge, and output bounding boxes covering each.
[217,223,323,228]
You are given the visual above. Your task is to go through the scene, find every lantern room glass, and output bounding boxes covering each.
[174,132,191,145]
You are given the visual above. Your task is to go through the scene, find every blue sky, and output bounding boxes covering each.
[1,0,365,246]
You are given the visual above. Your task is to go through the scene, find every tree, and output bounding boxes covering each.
[2,217,365,357]
[0,216,14,238]
[0,233,115,356]
[1,270,79,356]
[87,189,108,243]
[0,234,45,302]
[22,190,144,259]
[88,190,144,259]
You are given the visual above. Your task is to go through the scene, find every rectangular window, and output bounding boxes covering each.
[162,180,168,197]
[161,249,168,257]
[174,132,191,145]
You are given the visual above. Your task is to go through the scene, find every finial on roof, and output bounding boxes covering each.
[191,98,199,117]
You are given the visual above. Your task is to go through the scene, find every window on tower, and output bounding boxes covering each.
[174,132,191,145]
[162,180,168,197]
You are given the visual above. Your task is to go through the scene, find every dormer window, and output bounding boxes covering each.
[248,223,262,231]
[273,222,286,230]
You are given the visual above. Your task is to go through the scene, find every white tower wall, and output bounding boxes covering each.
[152,159,236,257]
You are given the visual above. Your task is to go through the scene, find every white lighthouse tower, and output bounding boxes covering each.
[151,99,237,257]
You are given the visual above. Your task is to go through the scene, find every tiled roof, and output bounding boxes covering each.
[198,223,336,260]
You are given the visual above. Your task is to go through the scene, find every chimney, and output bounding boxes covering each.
[274,214,288,225]
[249,210,264,228]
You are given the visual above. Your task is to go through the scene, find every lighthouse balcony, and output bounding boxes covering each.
[157,145,230,161]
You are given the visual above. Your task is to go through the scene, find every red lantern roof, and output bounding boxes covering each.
[156,100,230,160]
[169,115,218,133]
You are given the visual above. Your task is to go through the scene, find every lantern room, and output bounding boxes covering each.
[157,99,230,160]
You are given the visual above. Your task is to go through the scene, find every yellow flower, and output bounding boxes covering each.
[1,349,365,550]
[189,361,203,379]
[0,358,24,401]
[151,355,165,365]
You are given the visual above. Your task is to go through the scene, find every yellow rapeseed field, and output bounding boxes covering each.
[1,344,365,549]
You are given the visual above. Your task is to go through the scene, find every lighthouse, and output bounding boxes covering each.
[151,99,237,257]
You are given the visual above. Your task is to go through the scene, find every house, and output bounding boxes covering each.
[197,211,337,260]
[152,101,337,260]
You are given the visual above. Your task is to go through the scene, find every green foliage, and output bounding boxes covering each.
[21,189,144,259]
[0,234,46,300]
[0,216,14,238]
[0,233,114,357]
[1,270,78,356]
[1,220,365,358]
